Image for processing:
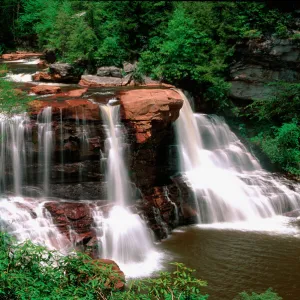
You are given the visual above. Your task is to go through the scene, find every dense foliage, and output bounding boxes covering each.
[238,82,300,176]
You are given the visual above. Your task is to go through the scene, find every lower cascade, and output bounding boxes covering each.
[0,100,161,278]
[175,89,300,223]
[93,103,161,277]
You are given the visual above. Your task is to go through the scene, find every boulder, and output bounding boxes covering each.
[1,51,42,61]
[48,63,81,83]
[79,75,124,87]
[33,72,62,82]
[97,66,122,78]
[30,85,62,95]
[119,89,183,122]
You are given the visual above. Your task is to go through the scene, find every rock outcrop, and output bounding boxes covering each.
[79,75,126,87]
[30,85,62,95]
[33,63,82,83]
[229,38,300,101]
[119,89,183,143]
[1,51,42,61]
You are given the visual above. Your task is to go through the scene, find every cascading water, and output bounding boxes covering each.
[92,101,161,277]
[175,89,300,224]
[0,113,31,195]
[0,197,71,253]
[38,107,53,195]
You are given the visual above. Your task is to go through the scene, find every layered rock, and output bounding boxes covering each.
[119,89,183,143]
[79,75,127,87]
[1,51,42,61]
[229,38,300,101]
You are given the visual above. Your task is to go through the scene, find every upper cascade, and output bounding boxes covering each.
[174,89,300,223]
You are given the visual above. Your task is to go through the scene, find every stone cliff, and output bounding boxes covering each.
[229,38,300,102]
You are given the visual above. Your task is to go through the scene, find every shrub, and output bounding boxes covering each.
[235,288,282,300]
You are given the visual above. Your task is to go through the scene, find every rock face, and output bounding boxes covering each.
[229,38,300,101]
[119,89,183,143]
[1,51,42,61]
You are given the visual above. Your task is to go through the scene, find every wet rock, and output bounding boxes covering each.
[28,99,100,120]
[284,209,300,218]
[44,201,94,240]
[97,66,122,78]
[30,85,61,95]
[65,88,88,97]
[33,72,62,82]
[49,182,108,200]
[1,51,42,61]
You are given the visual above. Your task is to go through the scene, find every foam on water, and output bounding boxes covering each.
[5,73,33,82]
[174,89,300,224]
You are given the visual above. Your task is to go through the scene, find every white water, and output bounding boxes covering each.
[92,103,161,277]
[0,197,71,252]
[5,73,33,82]
[0,114,31,194]
[100,104,129,206]
[38,107,53,195]
[175,89,300,224]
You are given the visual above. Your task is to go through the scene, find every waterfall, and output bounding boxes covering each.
[0,197,71,253]
[0,113,31,195]
[92,101,161,277]
[38,107,53,195]
[175,89,300,223]
[100,104,129,206]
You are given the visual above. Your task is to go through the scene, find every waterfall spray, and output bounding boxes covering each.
[174,89,300,223]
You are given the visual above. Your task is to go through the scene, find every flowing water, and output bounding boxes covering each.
[174,89,300,223]
[38,107,53,195]
[93,103,161,277]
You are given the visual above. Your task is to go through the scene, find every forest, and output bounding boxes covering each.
[1,0,299,176]
[0,1,300,299]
